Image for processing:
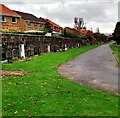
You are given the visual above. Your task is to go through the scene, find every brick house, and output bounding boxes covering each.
[39,17,62,33]
[64,27,80,35]
[0,4,21,31]
[14,11,45,32]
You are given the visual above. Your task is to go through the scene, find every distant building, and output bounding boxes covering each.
[64,27,80,35]
[0,4,21,31]
[39,17,63,33]
[64,27,94,40]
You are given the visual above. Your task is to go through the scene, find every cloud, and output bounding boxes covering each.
[118,1,120,22]
[32,1,118,32]
[2,0,119,33]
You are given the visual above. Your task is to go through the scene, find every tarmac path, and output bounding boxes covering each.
[58,44,119,95]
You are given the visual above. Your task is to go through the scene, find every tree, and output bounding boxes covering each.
[113,22,120,45]
[99,34,107,42]
[79,35,88,41]
[94,33,107,42]
[108,36,114,41]
[86,35,92,41]
[96,27,100,33]
[44,19,53,33]
[74,17,84,30]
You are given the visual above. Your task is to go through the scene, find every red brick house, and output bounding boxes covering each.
[39,17,62,33]
[64,27,80,35]
[14,11,45,32]
[0,4,21,31]
[0,4,45,32]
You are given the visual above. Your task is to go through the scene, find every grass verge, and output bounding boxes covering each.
[2,45,119,116]
[109,43,120,65]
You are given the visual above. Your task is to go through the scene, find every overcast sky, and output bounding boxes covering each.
[1,0,119,33]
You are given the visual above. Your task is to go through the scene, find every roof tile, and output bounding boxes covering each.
[0,4,20,17]
[39,17,61,27]
[14,10,43,23]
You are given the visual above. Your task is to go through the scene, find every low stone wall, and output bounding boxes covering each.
[1,33,80,61]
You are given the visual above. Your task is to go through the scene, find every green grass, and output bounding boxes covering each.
[110,43,120,64]
[2,45,119,116]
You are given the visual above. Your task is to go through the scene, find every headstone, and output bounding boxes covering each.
[48,45,51,52]
[19,44,25,59]
[65,44,68,50]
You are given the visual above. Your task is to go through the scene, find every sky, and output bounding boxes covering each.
[1,0,119,33]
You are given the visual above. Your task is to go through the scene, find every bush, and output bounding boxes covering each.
[79,35,88,41]
[113,22,120,45]
[61,31,81,41]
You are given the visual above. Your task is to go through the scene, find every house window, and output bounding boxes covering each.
[12,17,17,23]
[56,27,59,30]
[53,26,59,30]
[0,16,6,22]
[28,22,31,27]
[40,23,44,28]
[34,22,37,27]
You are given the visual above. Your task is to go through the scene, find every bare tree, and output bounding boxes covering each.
[74,17,84,30]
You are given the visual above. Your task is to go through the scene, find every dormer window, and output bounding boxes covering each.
[0,16,6,22]
[12,17,17,23]
[28,21,31,27]
[34,22,37,27]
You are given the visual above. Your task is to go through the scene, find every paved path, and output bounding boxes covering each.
[58,44,119,95]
